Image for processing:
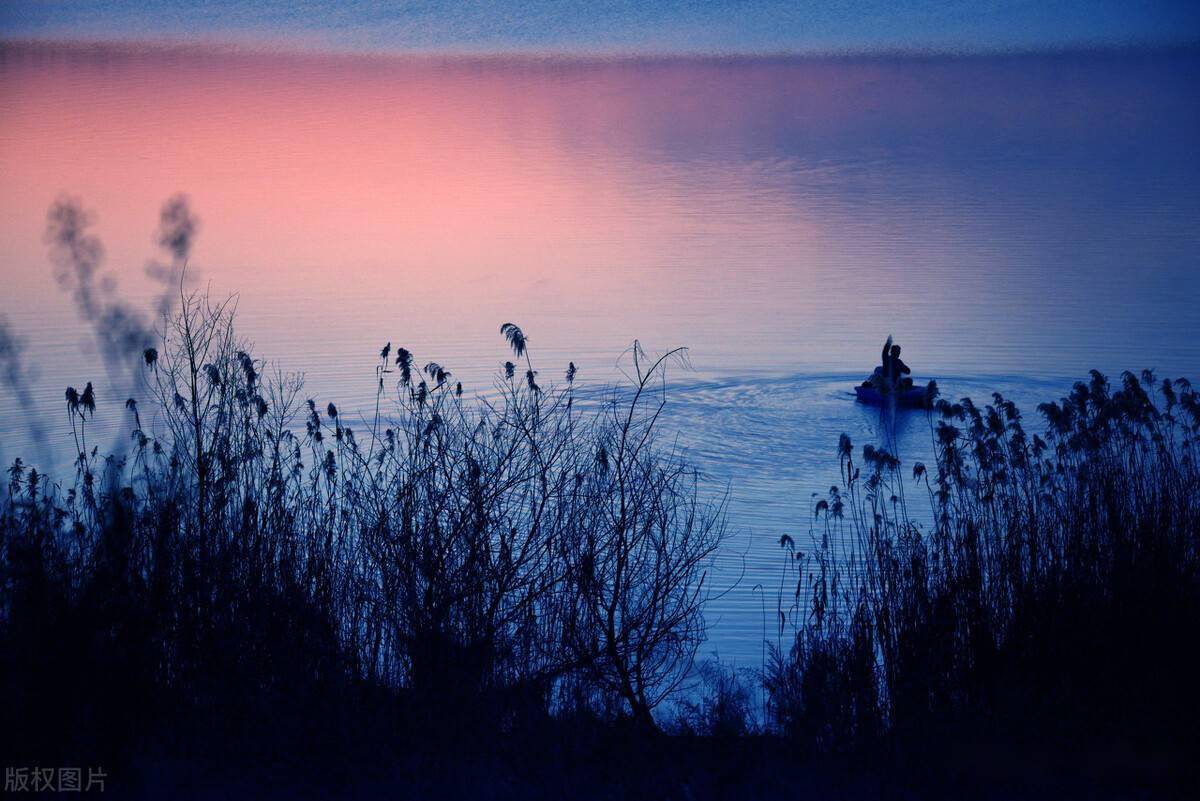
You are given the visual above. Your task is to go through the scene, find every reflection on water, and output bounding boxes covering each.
[2,43,1198,667]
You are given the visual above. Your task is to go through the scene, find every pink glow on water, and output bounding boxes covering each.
[2,44,1198,393]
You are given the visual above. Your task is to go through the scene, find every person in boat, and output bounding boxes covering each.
[866,336,913,392]
[866,336,894,391]
[890,343,913,390]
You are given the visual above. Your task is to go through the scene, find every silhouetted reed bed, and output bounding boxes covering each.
[767,371,1200,779]
[3,286,731,749]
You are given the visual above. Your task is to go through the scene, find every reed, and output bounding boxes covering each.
[1,294,726,780]
[767,371,1200,763]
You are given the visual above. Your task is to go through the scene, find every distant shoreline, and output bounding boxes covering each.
[4,37,1198,66]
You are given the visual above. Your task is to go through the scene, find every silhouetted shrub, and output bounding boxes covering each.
[674,660,756,737]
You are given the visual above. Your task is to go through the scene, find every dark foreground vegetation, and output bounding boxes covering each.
[765,369,1200,797]
[2,200,1198,798]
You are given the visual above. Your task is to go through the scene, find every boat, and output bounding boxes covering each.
[854,383,931,409]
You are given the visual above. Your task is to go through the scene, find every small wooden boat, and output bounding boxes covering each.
[855,383,930,409]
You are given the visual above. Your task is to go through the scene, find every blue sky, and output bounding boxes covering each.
[2,1,1198,54]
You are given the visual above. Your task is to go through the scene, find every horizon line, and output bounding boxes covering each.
[4,36,1199,64]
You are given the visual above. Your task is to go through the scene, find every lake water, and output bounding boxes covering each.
[2,43,1198,669]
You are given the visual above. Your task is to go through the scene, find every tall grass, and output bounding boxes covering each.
[767,372,1200,760]
[0,288,726,772]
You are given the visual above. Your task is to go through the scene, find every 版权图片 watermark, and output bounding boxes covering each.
[5,766,106,793]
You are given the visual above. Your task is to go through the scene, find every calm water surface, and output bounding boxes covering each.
[2,44,1198,667]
